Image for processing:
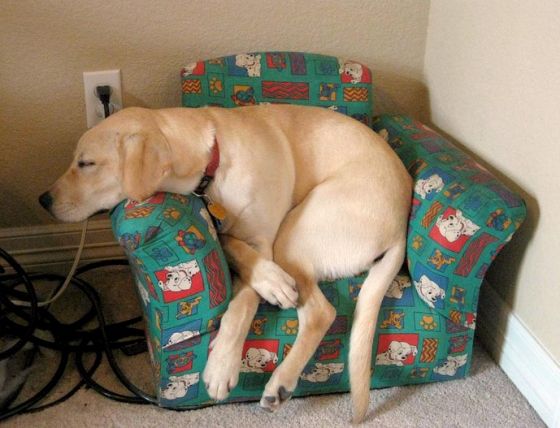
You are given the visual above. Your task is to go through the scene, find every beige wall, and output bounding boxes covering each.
[0,0,430,228]
[3,0,557,365]
[424,1,560,362]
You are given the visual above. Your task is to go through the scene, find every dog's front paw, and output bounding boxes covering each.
[203,341,240,401]
[259,370,297,412]
[251,260,298,308]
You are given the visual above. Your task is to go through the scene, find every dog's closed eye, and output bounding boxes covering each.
[77,160,96,168]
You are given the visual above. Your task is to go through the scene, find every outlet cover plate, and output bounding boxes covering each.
[83,69,122,128]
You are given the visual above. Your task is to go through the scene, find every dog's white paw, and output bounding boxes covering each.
[251,260,298,308]
[203,340,240,401]
[259,369,297,412]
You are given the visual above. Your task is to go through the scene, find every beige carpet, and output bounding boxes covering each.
[4,267,544,427]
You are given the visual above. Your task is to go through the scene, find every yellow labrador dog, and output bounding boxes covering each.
[40,105,411,422]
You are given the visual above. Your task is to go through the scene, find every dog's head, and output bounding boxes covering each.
[39,108,212,222]
[436,210,479,242]
[244,348,277,369]
[438,214,463,241]
[416,275,445,304]
[387,341,418,362]
[416,174,444,199]
[161,378,187,400]
[235,53,259,68]
[435,354,468,376]
[162,270,191,292]
[161,373,199,400]
[339,61,363,83]
[308,365,332,382]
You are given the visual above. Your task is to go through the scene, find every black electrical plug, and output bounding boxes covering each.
[95,85,112,118]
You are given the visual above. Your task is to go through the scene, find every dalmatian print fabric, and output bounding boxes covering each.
[181,52,373,126]
[110,52,526,409]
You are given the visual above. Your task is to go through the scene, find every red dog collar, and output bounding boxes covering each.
[193,138,220,196]
[193,138,227,225]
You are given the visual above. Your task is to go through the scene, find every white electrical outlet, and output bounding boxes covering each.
[83,69,123,128]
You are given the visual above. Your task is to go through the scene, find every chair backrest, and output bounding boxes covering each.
[181,51,374,126]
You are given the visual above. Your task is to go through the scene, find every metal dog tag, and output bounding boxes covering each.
[207,201,227,221]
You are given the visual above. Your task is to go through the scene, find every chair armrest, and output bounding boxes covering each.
[372,114,527,321]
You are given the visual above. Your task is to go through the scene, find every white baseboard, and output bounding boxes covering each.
[477,283,560,428]
[0,219,125,272]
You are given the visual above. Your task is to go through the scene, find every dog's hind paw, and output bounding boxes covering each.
[251,260,298,308]
[259,385,293,412]
[259,370,296,412]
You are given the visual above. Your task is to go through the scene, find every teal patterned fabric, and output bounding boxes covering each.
[181,52,373,126]
[371,115,526,385]
[111,193,232,404]
[110,52,527,409]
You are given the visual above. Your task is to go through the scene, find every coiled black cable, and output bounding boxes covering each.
[0,248,158,422]
[0,248,38,360]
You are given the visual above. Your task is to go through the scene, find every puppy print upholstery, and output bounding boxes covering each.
[111,52,527,409]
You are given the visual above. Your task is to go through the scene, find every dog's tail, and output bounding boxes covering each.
[348,239,406,424]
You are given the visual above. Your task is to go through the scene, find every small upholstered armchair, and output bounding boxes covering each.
[111,52,526,408]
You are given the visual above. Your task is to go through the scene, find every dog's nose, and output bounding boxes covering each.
[39,191,53,211]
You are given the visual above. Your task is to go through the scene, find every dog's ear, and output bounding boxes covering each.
[120,132,171,201]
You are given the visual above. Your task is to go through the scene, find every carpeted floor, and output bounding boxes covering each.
[4,267,544,427]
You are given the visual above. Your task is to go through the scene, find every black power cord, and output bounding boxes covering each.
[95,85,112,118]
[0,249,158,422]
